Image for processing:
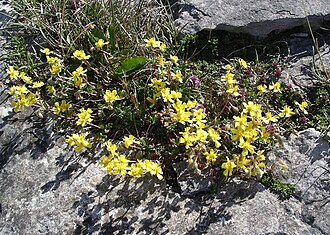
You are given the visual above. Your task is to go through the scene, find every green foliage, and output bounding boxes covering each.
[115,56,148,77]
[261,175,295,199]
[307,85,330,137]
[88,28,107,43]
[5,0,316,186]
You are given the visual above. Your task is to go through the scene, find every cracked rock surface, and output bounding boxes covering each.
[0,0,330,234]
[173,0,330,37]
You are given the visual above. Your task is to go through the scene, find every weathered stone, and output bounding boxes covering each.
[174,0,330,38]
[1,0,329,234]
[269,128,330,235]
[1,128,329,234]
[282,41,330,89]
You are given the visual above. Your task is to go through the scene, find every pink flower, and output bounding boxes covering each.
[72,0,82,9]
[186,75,200,88]
[194,103,206,112]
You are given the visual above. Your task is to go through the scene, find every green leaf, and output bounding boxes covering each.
[88,28,106,43]
[116,56,147,77]
[108,26,116,52]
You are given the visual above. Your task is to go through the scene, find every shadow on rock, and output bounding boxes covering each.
[71,163,265,234]
[0,107,58,169]
[40,160,82,193]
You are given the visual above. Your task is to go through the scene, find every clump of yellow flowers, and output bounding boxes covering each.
[6,36,309,184]
[100,138,163,181]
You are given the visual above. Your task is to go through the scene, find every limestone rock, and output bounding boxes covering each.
[270,128,330,234]
[1,127,329,234]
[174,0,330,37]
[283,41,330,89]
[1,0,329,234]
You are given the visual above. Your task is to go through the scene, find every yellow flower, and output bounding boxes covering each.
[149,78,165,92]
[25,93,37,106]
[105,160,115,174]
[50,62,62,75]
[161,88,181,103]
[221,72,237,85]
[108,155,130,175]
[104,90,120,103]
[170,55,179,65]
[72,66,87,79]
[231,127,245,143]
[186,100,197,109]
[74,77,86,89]
[31,81,45,88]
[144,38,166,52]
[221,157,236,177]
[196,128,208,142]
[179,127,196,148]
[46,56,61,65]
[157,56,165,67]
[233,115,248,129]
[161,88,172,102]
[257,84,267,95]
[73,50,90,60]
[11,95,26,112]
[95,39,109,49]
[191,108,206,126]
[269,82,281,93]
[106,142,118,157]
[208,128,221,148]
[226,85,240,96]
[239,139,255,156]
[76,108,93,126]
[203,149,218,164]
[129,161,145,180]
[65,133,92,152]
[250,151,266,177]
[295,101,308,114]
[71,67,87,88]
[243,101,262,118]
[142,160,163,180]
[236,155,250,172]
[114,155,130,175]
[19,72,33,84]
[159,43,167,52]
[6,66,19,79]
[47,85,56,94]
[144,37,158,48]
[225,64,233,71]
[123,135,135,148]
[59,100,71,112]
[11,93,37,112]
[8,87,15,95]
[52,102,61,115]
[171,71,182,83]
[100,156,111,168]
[262,112,278,124]
[153,163,164,180]
[239,58,248,68]
[14,86,29,96]
[279,105,295,118]
[46,56,62,75]
[41,48,51,55]
[242,123,258,141]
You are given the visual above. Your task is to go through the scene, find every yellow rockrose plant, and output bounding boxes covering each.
[6,34,309,186]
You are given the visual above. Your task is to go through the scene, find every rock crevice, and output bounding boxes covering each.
[173,0,330,37]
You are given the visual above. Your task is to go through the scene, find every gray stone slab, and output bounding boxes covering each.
[174,0,330,37]
[0,0,329,234]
